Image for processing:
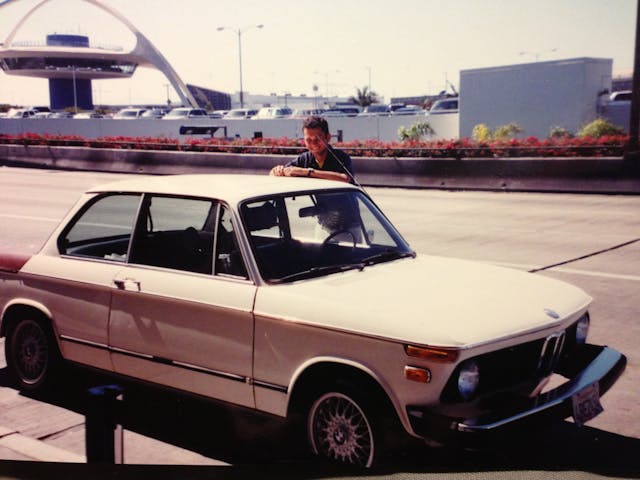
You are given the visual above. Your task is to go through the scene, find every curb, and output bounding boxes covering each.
[0,426,85,463]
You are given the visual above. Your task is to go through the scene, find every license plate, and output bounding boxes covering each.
[572,382,604,426]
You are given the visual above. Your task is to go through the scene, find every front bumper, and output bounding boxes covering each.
[407,345,626,442]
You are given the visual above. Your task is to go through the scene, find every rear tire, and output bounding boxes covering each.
[5,316,60,391]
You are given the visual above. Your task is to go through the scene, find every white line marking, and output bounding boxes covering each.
[0,213,58,223]
[485,261,640,282]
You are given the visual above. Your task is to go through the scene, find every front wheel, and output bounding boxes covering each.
[307,390,378,467]
[5,317,59,391]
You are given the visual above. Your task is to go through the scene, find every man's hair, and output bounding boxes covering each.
[302,115,329,135]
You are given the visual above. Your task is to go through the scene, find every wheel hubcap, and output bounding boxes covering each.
[13,321,48,384]
[310,392,373,466]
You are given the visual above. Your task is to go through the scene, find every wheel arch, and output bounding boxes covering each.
[1,300,54,337]
[286,358,402,423]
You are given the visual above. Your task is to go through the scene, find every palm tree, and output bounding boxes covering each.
[349,86,379,107]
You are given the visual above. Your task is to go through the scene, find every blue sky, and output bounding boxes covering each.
[0,0,636,105]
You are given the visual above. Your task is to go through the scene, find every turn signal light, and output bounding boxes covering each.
[404,366,432,383]
[405,345,459,363]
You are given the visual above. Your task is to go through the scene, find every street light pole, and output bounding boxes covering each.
[217,24,263,108]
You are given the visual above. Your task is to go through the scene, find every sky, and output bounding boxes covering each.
[0,0,636,106]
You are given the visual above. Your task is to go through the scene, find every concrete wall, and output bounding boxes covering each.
[0,111,459,143]
[459,57,612,138]
[2,144,638,194]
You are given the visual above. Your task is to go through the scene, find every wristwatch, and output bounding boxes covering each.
[307,168,314,177]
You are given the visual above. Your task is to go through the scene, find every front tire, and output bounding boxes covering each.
[5,317,59,391]
[307,389,378,467]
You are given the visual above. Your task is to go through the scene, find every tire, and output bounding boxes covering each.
[5,317,60,391]
[307,387,381,467]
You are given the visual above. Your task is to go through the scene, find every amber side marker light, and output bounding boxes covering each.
[404,366,432,383]
[405,345,459,363]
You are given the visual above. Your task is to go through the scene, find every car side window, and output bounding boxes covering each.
[58,194,141,261]
[214,205,248,278]
[129,195,215,274]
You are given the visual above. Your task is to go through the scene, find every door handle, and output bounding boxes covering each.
[113,278,141,292]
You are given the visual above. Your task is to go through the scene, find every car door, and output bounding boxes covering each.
[108,195,257,408]
[49,192,141,372]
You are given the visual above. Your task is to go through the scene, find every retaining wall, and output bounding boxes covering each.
[1,144,639,194]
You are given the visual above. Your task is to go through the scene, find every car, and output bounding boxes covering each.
[163,107,209,119]
[73,112,103,119]
[391,105,425,115]
[5,108,37,118]
[609,90,631,102]
[0,174,626,467]
[140,108,168,119]
[320,106,361,117]
[252,106,293,119]
[358,104,391,116]
[429,97,459,114]
[113,108,147,119]
[223,108,259,119]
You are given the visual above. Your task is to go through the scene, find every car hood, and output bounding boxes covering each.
[253,255,591,347]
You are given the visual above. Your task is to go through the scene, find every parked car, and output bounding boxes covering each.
[428,97,459,114]
[609,90,631,102]
[163,107,209,119]
[223,108,259,119]
[0,174,626,467]
[358,104,391,116]
[73,112,103,119]
[391,105,425,115]
[320,106,361,117]
[140,108,168,119]
[5,108,37,118]
[252,106,293,119]
[113,108,147,119]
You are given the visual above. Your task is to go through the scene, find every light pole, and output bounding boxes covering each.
[217,24,264,108]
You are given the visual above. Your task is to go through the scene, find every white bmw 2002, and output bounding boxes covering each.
[0,174,626,466]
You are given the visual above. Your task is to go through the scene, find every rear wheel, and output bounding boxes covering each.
[5,317,59,391]
[307,388,380,467]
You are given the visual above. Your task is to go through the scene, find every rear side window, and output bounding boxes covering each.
[58,194,141,262]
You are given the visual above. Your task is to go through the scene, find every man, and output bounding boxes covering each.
[269,116,354,183]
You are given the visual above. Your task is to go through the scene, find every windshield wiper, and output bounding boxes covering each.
[271,262,365,284]
[360,250,416,266]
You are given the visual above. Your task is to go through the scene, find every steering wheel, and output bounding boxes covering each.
[323,229,357,248]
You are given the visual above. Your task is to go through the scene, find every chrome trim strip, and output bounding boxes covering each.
[60,335,248,384]
[253,380,288,394]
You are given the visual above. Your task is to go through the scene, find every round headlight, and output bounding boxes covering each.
[457,359,480,401]
[576,314,590,345]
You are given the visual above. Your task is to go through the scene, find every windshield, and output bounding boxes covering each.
[241,189,414,283]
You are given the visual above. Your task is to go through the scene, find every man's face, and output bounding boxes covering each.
[303,127,330,156]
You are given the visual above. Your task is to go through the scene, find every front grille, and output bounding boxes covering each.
[441,328,576,403]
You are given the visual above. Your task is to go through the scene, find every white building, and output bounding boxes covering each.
[459,57,613,138]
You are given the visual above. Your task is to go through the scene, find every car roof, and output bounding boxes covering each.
[87,174,356,205]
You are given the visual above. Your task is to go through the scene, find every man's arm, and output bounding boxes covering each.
[270,165,349,182]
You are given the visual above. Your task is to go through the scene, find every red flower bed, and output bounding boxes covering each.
[0,133,628,158]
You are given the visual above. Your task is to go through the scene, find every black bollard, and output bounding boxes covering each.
[85,384,124,463]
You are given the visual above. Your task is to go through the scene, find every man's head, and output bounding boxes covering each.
[302,115,331,158]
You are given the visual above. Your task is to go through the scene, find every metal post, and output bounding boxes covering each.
[85,384,124,464]
[238,29,244,108]
[627,0,640,153]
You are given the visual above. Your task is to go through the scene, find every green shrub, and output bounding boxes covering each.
[578,118,625,138]
[471,123,492,142]
[493,123,523,140]
[549,126,574,139]
[398,121,435,141]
